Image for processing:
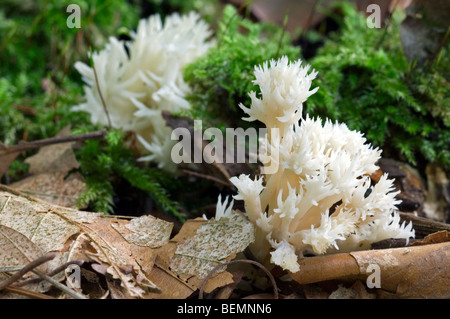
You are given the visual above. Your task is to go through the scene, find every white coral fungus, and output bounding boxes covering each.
[73,12,214,171]
[230,56,414,273]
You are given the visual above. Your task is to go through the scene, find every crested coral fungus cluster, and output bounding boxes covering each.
[73,12,214,172]
[227,56,415,273]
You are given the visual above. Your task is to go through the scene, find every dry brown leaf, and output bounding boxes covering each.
[0,142,19,179]
[0,186,240,299]
[10,127,86,208]
[0,186,172,298]
[170,211,254,279]
[80,217,160,290]
[0,225,47,276]
[111,214,173,248]
[290,242,450,298]
[145,218,235,299]
[11,172,86,209]
[0,225,50,298]
[214,270,244,299]
[412,230,450,245]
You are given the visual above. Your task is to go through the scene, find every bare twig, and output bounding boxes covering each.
[0,129,106,156]
[14,260,84,287]
[32,269,87,299]
[0,266,24,272]
[181,168,233,187]
[1,258,87,299]
[199,259,279,299]
[0,253,56,291]
[4,286,56,299]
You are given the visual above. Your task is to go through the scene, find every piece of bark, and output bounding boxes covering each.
[290,242,450,298]
[376,158,426,214]
[400,212,450,238]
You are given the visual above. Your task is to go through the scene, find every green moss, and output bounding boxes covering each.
[305,2,449,171]
[183,5,300,130]
[75,129,184,220]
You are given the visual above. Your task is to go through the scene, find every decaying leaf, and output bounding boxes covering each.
[0,225,51,298]
[0,225,47,278]
[290,241,450,298]
[25,127,80,175]
[170,211,254,279]
[111,215,173,248]
[0,185,246,299]
[0,142,19,180]
[0,186,168,298]
[145,218,236,299]
[10,127,86,208]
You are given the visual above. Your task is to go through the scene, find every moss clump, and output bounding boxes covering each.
[184,5,300,130]
[305,2,449,171]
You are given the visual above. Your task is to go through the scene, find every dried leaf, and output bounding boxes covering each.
[170,211,254,279]
[0,225,49,298]
[11,172,86,209]
[0,193,79,252]
[71,217,160,297]
[0,187,171,298]
[10,127,86,208]
[0,142,19,179]
[290,242,450,298]
[111,215,173,248]
[412,230,450,245]
[214,270,244,299]
[145,218,234,299]
[25,126,79,175]
[0,225,46,272]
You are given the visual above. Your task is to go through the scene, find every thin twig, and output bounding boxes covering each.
[14,260,84,287]
[32,269,87,299]
[0,266,24,272]
[0,253,56,291]
[4,286,56,299]
[181,168,233,187]
[0,129,106,156]
[199,259,279,299]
